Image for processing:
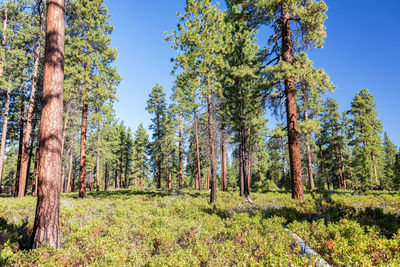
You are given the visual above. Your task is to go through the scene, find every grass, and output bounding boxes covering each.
[0,189,399,266]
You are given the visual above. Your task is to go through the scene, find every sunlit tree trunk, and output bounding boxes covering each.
[32,0,65,249]
[281,4,304,200]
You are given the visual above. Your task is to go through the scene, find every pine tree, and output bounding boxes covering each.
[382,132,398,189]
[319,98,348,189]
[146,84,167,188]
[32,0,65,249]
[238,0,331,200]
[349,88,384,188]
[133,123,149,188]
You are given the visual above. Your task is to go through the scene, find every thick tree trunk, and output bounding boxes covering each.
[178,111,183,188]
[207,95,217,203]
[281,5,304,201]
[32,0,65,249]
[0,89,10,192]
[19,37,42,198]
[66,147,73,193]
[194,108,202,190]
[78,102,88,198]
[14,98,26,197]
[220,128,227,191]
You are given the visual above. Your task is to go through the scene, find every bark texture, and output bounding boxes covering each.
[32,0,65,249]
[281,5,304,201]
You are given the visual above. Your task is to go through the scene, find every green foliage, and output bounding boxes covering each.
[1,190,400,265]
[349,88,384,187]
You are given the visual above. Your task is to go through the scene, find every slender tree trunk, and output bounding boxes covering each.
[168,154,172,189]
[178,111,183,189]
[303,107,315,190]
[239,142,244,196]
[0,89,10,192]
[194,108,202,190]
[220,128,227,191]
[156,112,161,188]
[32,0,65,249]
[96,150,100,191]
[114,168,117,189]
[25,126,36,195]
[104,162,108,191]
[0,0,7,190]
[207,95,217,203]
[371,151,379,185]
[19,36,42,198]
[0,0,8,193]
[78,101,88,198]
[281,140,287,188]
[318,139,329,190]
[281,4,304,200]
[66,147,73,193]
[32,141,40,196]
[14,97,26,197]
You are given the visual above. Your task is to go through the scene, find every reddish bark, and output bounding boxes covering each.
[78,101,88,198]
[32,0,65,249]
[19,35,42,198]
[281,5,304,201]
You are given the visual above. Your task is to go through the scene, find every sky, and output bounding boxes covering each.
[104,0,400,147]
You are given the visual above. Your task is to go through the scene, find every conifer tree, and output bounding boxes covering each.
[349,88,384,187]
[32,0,65,249]
[146,84,167,188]
[237,0,331,200]
[133,123,149,188]
[382,132,398,189]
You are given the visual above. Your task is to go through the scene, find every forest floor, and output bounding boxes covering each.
[0,189,400,266]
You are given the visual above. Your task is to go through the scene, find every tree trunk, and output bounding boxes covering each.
[32,0,65,249]
[104,162,108,191]
[303,105,315,190]
[156,111,161,188]
[168,154,172,189]
[14,97,26,197]
[96,150,100,191]
[32,141,40,196]
[207,95,217,203]
[220,128,227,191]
[25,126,36,195]
[0,89,10,192]
[78,101,88,198]
[281,4,304,201]
[19,36,42,198]
[66,147,73,193]
[178,111,183,189]
[371,151,379,185]
[239,142,244,196]
[194,108,202,190]
[318,139,329,190]
[281,140,287,187]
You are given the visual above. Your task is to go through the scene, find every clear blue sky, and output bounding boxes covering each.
[104,0,400,147]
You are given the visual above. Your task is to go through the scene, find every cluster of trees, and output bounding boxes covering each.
[144,0,399,204]
[0,0,398,250]
[0,0,156,199]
